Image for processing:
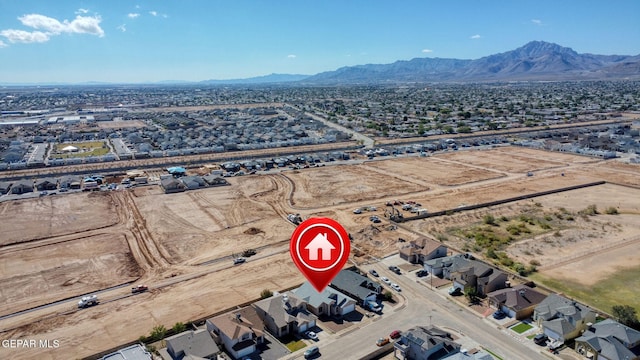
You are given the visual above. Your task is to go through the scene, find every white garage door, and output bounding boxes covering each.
[342,304,356,315]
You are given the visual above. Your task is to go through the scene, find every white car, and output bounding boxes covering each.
[305,331,318,341]
[391,283,401,292]
[381,277,391,284]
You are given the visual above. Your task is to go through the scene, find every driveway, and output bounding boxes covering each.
[251,332,290,360]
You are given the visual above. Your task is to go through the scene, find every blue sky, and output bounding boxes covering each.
[1,1,639,84]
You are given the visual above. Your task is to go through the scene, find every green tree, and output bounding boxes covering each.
[260,289,273,299]
[172,322,187,334]
[383,290,393,302]
[612,305,640,329]
[464,287,479,304]
[483,214,496,226]
[149,324,167,342]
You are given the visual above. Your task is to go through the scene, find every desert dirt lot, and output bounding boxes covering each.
[0,146,639,359]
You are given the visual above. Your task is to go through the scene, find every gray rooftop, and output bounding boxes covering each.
[164,329,219,359]
[101,344,152,360]
[329,269,381,302]
[295,281,356,309]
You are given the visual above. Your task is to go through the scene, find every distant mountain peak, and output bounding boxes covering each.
[304,41,639,83]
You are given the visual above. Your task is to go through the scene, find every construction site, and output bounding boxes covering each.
[0,146,639,359]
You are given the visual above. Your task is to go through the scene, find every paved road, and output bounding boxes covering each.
[284,261,553,360]
[303,111,375,149]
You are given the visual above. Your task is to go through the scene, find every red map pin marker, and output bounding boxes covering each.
[290,217,351,292]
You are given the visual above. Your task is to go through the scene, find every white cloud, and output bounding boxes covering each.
[0,39,7,48]
[17,13,104,37]
[470,34,481,39]
[0,29,50,43]
[0,12,105,44]
[531,19,542,25]
[65,15,104,37]
[117,24,126,32]
[421,49,433,53]
[287,54,296,58]
[76,8,89,15]
[149,11,158,16]
[128,13,140,19]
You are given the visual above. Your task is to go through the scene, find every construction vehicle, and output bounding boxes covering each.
[78,295,99,308]
[242,249,257,257]
[287,214,303,225]
[131,285,148,294]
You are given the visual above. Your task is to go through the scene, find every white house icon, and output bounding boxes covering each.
[305,233,335,261]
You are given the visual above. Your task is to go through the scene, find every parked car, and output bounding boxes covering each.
[381,277,391,284]
[391,283,401,292]
[369,269,379,277]
[533,333,548,346]
[303,346,319,358]
[492,310,507,320]
[305,331,318,341]
[448,287,462,296]
[388,265,401,274]
[376,338,390,346]
[389,330,401,339]
[548,340,564,351]
[416,269,428,277]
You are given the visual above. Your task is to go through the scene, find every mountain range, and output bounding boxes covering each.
[3,41,638,86]
[303,41,640,84]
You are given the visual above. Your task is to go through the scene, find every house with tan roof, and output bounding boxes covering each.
[253,292,317,338]
[399,238,447,264]
[487,284,547,319]
[206,307,264,359]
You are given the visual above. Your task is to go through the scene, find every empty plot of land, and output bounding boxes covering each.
[132,176,294,265]
[507,183,640,283]
[0,193,119,246]
[285,165,424,208]
[363,157,504,186]
[437,147,587,173]
[0,233,139,316]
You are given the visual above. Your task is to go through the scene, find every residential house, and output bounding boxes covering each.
[35,178,58,191]
[161,178,187,193]
[101,344,152,360]
[533,293,596,342]
[294,281,357,317]
[424,254,472,278]
[11,180,33,194]
[206,307,264,359]
[161,328,220,360]
[253,292,317,338]
[59,176,81,189]
[486,284,547,319]
[575,319,640,360]
[393,326,461,360]
[450,261,507,297]
[329,269,382,306]
[399,237,448,264]
[181,176,206,190]
[202,174,229,186]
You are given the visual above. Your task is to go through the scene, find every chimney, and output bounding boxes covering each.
[519,289,526,297]
[235,313,242,322]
